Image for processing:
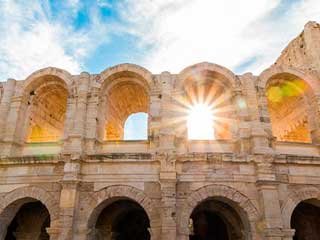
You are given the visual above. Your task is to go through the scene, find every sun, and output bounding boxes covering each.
[187,103,214,140]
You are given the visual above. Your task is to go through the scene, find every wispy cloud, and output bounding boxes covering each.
[115,0,320,74]
[1,0,320,81]
[0,0,110,80]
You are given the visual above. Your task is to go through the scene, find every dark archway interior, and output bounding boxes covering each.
[291,201,320,240]
[189,199,245,240]
[5,201,50,240]
[190,211,229,240]
[95,199,150,240]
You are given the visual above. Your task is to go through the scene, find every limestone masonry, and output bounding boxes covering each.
[0,22,320,240]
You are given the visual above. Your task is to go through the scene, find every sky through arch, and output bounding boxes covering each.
[124,112,148,140]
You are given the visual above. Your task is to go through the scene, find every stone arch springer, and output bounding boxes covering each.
[85,185,160,232]
[22,67,73,96]
[99,63,154,94]
[281,185,320,228]
[179,184,260,237]
[178,62,239,90]
[258,65,320,93]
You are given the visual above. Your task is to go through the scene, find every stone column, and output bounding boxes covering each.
[255,156,283,240]
[0,79,16,140]
[243,74,274,154]
[84,85,100,154]
[309,93,320,145]
[158,72,177,151]
[1,94,27,157]
[158,153,177,240]
[63,72,89,154]
[232,85,250,154]
[57,156,82,240]
[160,177,177,240]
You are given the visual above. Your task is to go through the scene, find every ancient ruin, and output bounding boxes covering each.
[0,21,320,240]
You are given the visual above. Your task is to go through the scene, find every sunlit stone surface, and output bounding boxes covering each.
[0,21,320,240]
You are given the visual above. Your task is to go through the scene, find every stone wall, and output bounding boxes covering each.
[0,22,320,240]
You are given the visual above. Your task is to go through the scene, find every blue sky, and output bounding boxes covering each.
[1,0,320,82]
[124,113,148,140]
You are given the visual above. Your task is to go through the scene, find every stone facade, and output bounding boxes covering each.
[0,22,320,240]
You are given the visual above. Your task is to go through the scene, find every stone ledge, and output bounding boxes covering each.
[0,154,62,165]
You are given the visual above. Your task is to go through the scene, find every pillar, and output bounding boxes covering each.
[160,175,177,240]
[0,79,16,140]
[1,94,28,157]
[158,152,177,240]
[232,84,250,154]
[63,72,89,154]
[57,155,81,239]
[255,156,283,240]
[242,74,274,154]
[84,82,100,154]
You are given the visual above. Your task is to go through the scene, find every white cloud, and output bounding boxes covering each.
[1,0,320,81]
[117,0,320,74]
[0,0,109,81]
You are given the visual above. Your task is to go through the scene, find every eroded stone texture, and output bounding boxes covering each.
[0,22,320,240]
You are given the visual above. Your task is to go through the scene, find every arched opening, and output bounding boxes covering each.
[189,198,246,240]
[24,76,68,142]
[99,72,149,141]
[266,73,316,143]
[4,201,50,240]
[291,199,320,240]
[90,199,150,240]
[124,112,148,140]
[184,70,234,140]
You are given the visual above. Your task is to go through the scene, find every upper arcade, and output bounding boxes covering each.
[0,21,319,158]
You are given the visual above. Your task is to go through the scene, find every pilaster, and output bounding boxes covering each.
[255,155,283,240]
[1,95,27,157]
[63,72,89,154]
[57,155,82,240]
[159,153,177,240]
[0,79,16,140]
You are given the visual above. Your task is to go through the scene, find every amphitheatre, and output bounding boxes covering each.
[0,21,320,240]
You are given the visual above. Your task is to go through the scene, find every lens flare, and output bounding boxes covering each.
[187,103,214,140]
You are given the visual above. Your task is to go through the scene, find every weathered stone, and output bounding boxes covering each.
[0,22,320,240]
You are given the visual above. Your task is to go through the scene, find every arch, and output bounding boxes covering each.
[22,67,73,95]
[18,68,71,143]
[258,66,320,143]
[84,185,159,232]
[0,186,60,239]
[178,62,239,90]
[99,63,153,93]
[258,66,320,93]
[281,186,320,228]
[179,184,260,238]
[98,64,152,141]
[175,63,239,140]
[0,186,60,222]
